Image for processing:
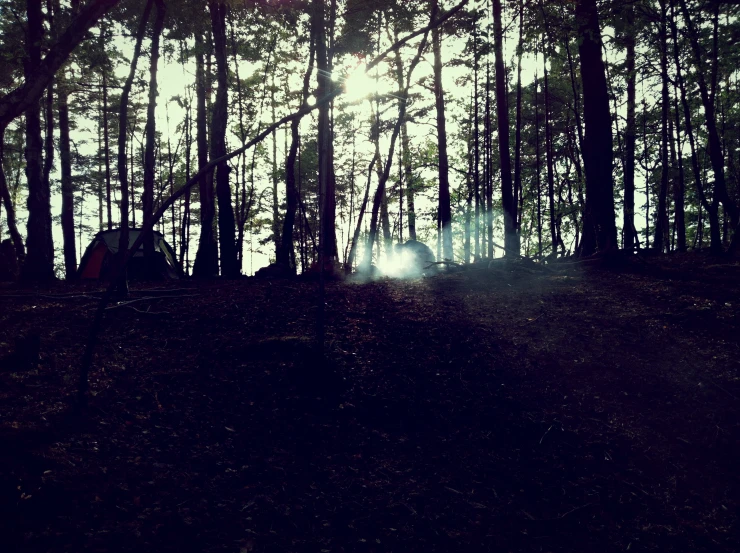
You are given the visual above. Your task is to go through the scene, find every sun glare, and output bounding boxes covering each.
[376,248,423,279]
[343,66,375,103]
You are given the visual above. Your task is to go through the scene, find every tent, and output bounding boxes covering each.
[77,228,182,279]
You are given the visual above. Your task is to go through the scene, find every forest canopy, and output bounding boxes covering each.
[1,0,739,281]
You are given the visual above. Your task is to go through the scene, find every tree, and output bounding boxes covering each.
[142,0,167,270]
[432,0,453,261]
[575,0,617,255]
[21,0,55,281]
[622,2,637,250]
[492,0,517,256]
[191,25,218,277]
[210,0,238,277]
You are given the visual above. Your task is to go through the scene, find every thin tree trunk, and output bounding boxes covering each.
[142,0,166,268]
[101,24,113,230]
[623,3,637,250]
[58,79,76,278]
[473,27,481,260]
[432,0,453,260]
[654,0,670,253]
[672,85,686,252]
[271,69,280,258]
[392,24,416,241]
[543,36,557,254]
[513,0,524,248]
[180,92,192,273]
[279,35,315,270]
[534,64,542,257]
[347,151,378,272]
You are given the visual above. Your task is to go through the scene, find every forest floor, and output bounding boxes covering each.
[0,252,739,553]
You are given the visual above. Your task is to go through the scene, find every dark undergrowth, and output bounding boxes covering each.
[1,252,738,552]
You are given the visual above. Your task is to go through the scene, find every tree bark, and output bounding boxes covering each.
[575,0,618,255]
[623,3,637,250]
[654,0,671,252]
[101,24,113,230]
[58,78,76,278]
[278,35,315,270]
[432,0,453,260]
[22,0,55,281]
[473,28,481,260]
[492,0,517,255]
[534,65,543,257]
[314,0,337,263]
[142,0,166,268]
[513,0,524,250]
[392,24,417,241]
[543,37,557,254]
[209,1,238,277]
[192,26,218,277]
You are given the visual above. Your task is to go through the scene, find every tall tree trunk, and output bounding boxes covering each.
[314,0,337,263]
[100,24,113,230]
[279,35,315,270]
[535,66,543,257]
[192,27,218,277]
[346,152,377,272]
[473,27,481,260]
[543,37,557,254]
[513,0,524,249]
[209,1,238,277]
[142,0,166,268]
[22,0,55,281]
[392,24,416,241]
[117,0,153,281]
[485,60,493,259]
[654,0,670,253]
[575,0,618,255]
[58,79,76,278]
[623,3,637,250]
[180,92,192,273]
[672,87,686,252]
[464,112,473,263]
[271,69,280,258]
[492,0,517,255]
[432,1,453,260]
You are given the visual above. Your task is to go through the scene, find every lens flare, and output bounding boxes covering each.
[343,67,374,103]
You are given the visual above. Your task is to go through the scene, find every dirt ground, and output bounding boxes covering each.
[1,253,738,553]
